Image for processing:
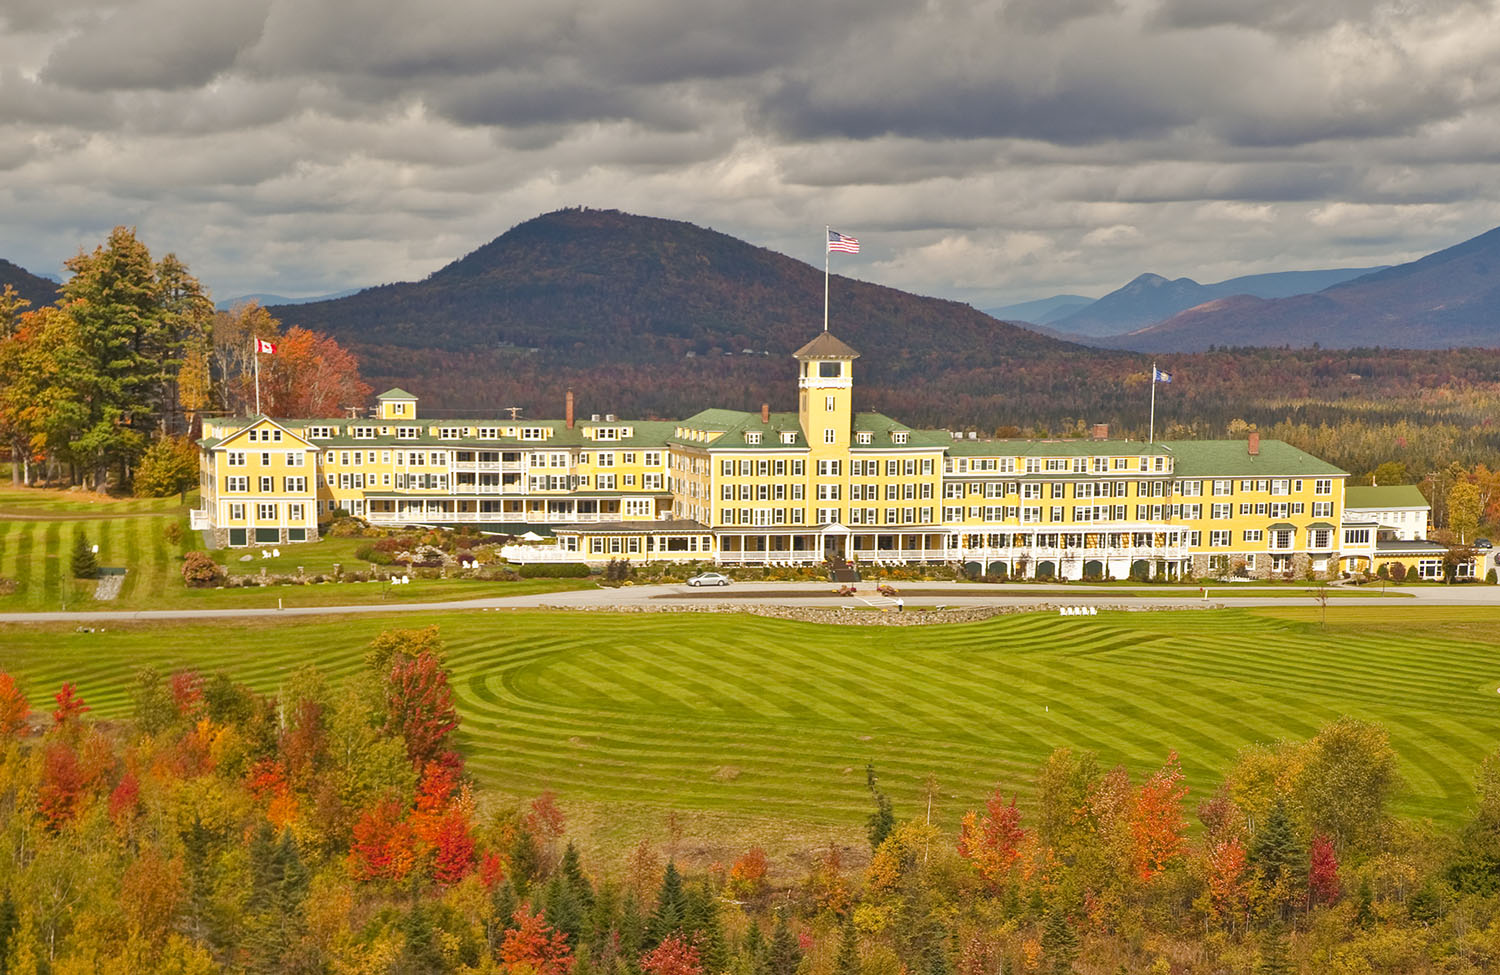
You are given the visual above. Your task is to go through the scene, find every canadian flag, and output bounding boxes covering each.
[256,338,277,354]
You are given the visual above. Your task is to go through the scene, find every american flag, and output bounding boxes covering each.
[827,230,860,254]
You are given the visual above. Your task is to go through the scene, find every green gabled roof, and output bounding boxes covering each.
[670,409,947,451]
[1345,485,1429,510]
[1164,439,1346,477]
[679,408,756,430]
[377,388,417,400]
[945,438,1171,457]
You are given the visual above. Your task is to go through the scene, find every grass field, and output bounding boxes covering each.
[3,605,1497,846]
[0,477,591,610]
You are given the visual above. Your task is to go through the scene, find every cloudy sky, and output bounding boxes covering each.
[4,0,1500,309]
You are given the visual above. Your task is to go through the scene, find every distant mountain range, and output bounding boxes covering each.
[216,289,362,311]
[1006,266,1385,339]
[0,258,61,309]
[1104,226,1500,351]
[986,294,1094,325]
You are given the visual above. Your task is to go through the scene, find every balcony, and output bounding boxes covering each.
[189,509,211,530]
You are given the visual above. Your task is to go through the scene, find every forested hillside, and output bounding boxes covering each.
[276,208,1068,367]
[0,258,60,309]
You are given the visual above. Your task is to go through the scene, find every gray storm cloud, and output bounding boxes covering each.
[1,0,1498,306]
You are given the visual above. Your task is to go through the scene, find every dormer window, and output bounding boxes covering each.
[745,432,761,445]
[857,432,872,445]
[781,431,797,445]
[396,427,420,439]
[353,426,375,439]
[892,431,908,444]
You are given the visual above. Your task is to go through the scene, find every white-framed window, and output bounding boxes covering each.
[286,451,304,467]
[597,474,616,490]
[1210,530,1230,546]
[397,427,420,439]
[824,428,836,444]
[1312,501,1333,518]
[1211,503,1232,519]
[781,431,798,444]
[857,432,872,444]
[1314,478,1332,495]
[521,427,546,440]
[893,431,908,444]
[284,476,307,493]
[825,395,836,411]
[256,503,277,520]
[745,432,761,444]
[288,503,304,522]
[226,451,245,466]
[1213,480,1233,496]
[1242,529,1263,543]
[228,503,245,520]
[255,476,272,492]
[596,452,614,467]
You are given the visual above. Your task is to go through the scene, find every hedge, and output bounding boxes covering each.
[517,562,593,578]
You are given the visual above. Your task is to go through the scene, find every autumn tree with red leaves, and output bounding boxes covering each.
[1129,752,1189,881]
[958,786,1028,891]
[1308,833,1341,906]
[38,742,86,830]
[384,650,459,770]
[642,932,704,975]
[499,905,572,975]
[727,847,769,902]
[1204,834,1248,921]
[0,673,30,737]
[350,798,417,883]
[51,682,90,730]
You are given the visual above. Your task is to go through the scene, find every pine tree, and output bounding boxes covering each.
[648,861,687,947]
[0,889,17,975]
[768,914,801,975]
[70,533,97,579]
[684,881,728,974]
[488,880,519,955]
[560,841,596,911]
[866,764,895,850]
[1041,908,1078,975]
[543,873,584,947]
[1255,925,1292,975]
[834,915,859,975]
[617,891,645,961]
[510,825,541,896]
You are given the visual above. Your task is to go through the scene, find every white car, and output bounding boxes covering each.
[686,572,731,587]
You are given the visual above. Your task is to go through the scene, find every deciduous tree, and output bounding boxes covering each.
[957,786,1026,891]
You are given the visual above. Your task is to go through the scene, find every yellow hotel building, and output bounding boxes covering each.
[196,330,1406,580]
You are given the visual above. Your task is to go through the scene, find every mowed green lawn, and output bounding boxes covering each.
[2,606,1498,832]
[0,476,591,610]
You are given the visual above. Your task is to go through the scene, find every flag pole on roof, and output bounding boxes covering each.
[824,228,860,332]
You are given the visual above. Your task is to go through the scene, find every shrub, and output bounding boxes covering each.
[1376,563,1389,580]
[1389,562,1407,582]
[517,563,592,578]
[602,558,636,583]
[181,551,223,587]
[1487,569,1497,585]
[162,522,183,546]
[71,534,98,579]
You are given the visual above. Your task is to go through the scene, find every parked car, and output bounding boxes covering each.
[1475,538,1493,550]
[686,572,731,587]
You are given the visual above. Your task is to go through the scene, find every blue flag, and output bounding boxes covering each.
[1153,368,1172,383]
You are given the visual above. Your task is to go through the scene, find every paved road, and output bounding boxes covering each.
[1,580,1496,625]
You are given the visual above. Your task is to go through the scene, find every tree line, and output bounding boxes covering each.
[0,625,1495,973]
[0,228,368,495]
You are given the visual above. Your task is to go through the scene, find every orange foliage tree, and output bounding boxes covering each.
[0,673,30,737]
[259,326,372,418]
[958,786,1028,891]
[1129,752,1189,881]
[499,906,572,975]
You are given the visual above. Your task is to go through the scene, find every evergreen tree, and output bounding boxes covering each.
[560,841,597,911]
[1255,925,1292,975]
[244,825,311,973]
[510,824,541,896]
[866,764,895,850]
[742,920,767,975]
[648,861,687,947]
[0,890,17,975]
[834,915,859,975]
[768,914,801,975]
[393,896,446,975]
[683,881,728,974]
[70,533,97,579]
[543,873,584,947]
[1251,799,1305,921]
[1041,908,1078,975]
[617,891,645,961]
[488,880,519,956]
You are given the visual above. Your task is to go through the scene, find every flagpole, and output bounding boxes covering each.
[823,226,830,333]
[254,342,261,417]
[1149,362,1157,443]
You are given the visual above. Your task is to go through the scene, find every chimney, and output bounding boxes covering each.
[761,402,770,423]
[565,390,575,429]
[1092,423,1109,441]
[1248,431,1260,456]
